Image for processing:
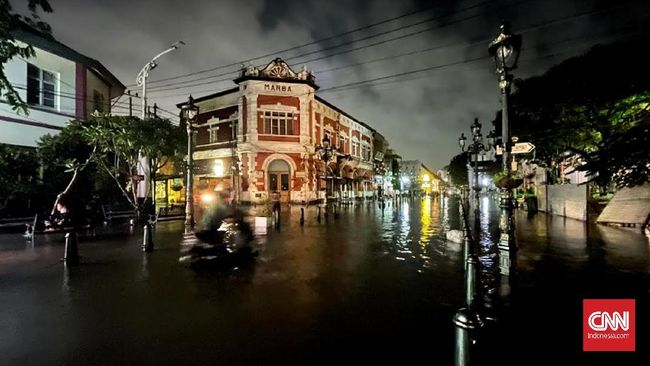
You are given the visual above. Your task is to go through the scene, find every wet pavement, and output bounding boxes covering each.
[0,197,648,365]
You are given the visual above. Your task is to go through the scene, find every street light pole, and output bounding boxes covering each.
[489,23,522,275]
[136,41,185,120]
[455,120,494,366]
[181,96,199,231]
[135,41,184,209]
[459,119,495,213]
[316,135,336,215]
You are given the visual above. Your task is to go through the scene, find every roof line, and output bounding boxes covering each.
[314,95,376,133]
[12,22,125,91]
[175,87,239,108]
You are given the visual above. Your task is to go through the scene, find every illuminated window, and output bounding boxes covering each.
[262,111,294,135]
[213,160,225,176]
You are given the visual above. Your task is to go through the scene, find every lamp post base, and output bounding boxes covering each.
[184,218,194,234]
[497,189,517,276]
[453,307,484,366]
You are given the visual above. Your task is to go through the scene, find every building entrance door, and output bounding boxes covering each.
[268,159,290,203]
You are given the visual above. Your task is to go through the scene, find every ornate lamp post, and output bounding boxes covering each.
[453,118,495,365]
[181,95,199,231]
[489,22,522,275]
[315,134,336,207]
[459,118,495,210]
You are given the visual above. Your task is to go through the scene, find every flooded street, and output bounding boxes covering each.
[0,197,648,365]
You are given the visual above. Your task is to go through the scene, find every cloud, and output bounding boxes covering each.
[33,0,649,170]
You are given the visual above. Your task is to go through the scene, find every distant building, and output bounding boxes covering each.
[400,160,443,196]
[1,23,125,147]
[177,58,387,205]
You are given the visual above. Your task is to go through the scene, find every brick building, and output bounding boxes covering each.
[177,58,381,204]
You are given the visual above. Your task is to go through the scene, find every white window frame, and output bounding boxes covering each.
[208,127,220,143]
[203,116,238,145]
[261,110,295,136]
[351,137,360,158]
[361,143,371,161]
[26,63,58,109]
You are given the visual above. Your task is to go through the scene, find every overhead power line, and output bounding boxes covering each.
[137,0,496,89]
[145,0,625,96]
[146,2,635,102]
[145,6,489,93]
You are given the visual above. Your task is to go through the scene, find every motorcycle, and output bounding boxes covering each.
[179,218,257,269]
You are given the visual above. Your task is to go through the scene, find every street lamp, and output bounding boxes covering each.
[135,41,184,204]
[315,134,336,204]
[459,118,494,208]
[453,118,494,365]
[136,41,185,121]
[181,95,199,230]
[454,118,494,365]
[489,22,522,274]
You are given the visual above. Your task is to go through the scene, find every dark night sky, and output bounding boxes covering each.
[19,0,650,170]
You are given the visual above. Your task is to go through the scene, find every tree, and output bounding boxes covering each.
[82,115,185,214]
[448,152,468,187]
[0,144,39,214]
[37,121,98,215]
[577,92,650,188]
[508,39,650,190]
[139,116,187,184]
[1,0,52,114]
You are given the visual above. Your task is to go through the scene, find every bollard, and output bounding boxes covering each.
[317,206,321,223]
[129,218,135,226]
[453,308,483,366]
[333,204,339,218]
[142,222,154,252]
[465,254,479,306]
[274,208,280,228]
[63,232,79,266]
[300,207,305,226]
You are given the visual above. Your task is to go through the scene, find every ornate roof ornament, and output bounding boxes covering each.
[236,58,317,87]
[239,58,315,81]
[240,62,259,77]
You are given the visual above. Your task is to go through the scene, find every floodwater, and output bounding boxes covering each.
[0,196,647,365]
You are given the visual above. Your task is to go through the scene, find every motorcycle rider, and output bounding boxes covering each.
[196,187,253,246]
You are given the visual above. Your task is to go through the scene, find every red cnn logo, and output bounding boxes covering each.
[583,299,635,352]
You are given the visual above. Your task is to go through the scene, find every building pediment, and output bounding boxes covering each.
[260,58,298,79]
[236,58,317,88]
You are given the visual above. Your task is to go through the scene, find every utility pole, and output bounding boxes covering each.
[127,91,133,117]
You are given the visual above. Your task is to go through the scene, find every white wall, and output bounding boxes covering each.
[1,42,76,147]
[538,184,588,221]
[86,69,111,116]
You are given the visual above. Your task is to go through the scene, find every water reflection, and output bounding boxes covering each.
[378,196,452,272]
[2,198,648,364]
